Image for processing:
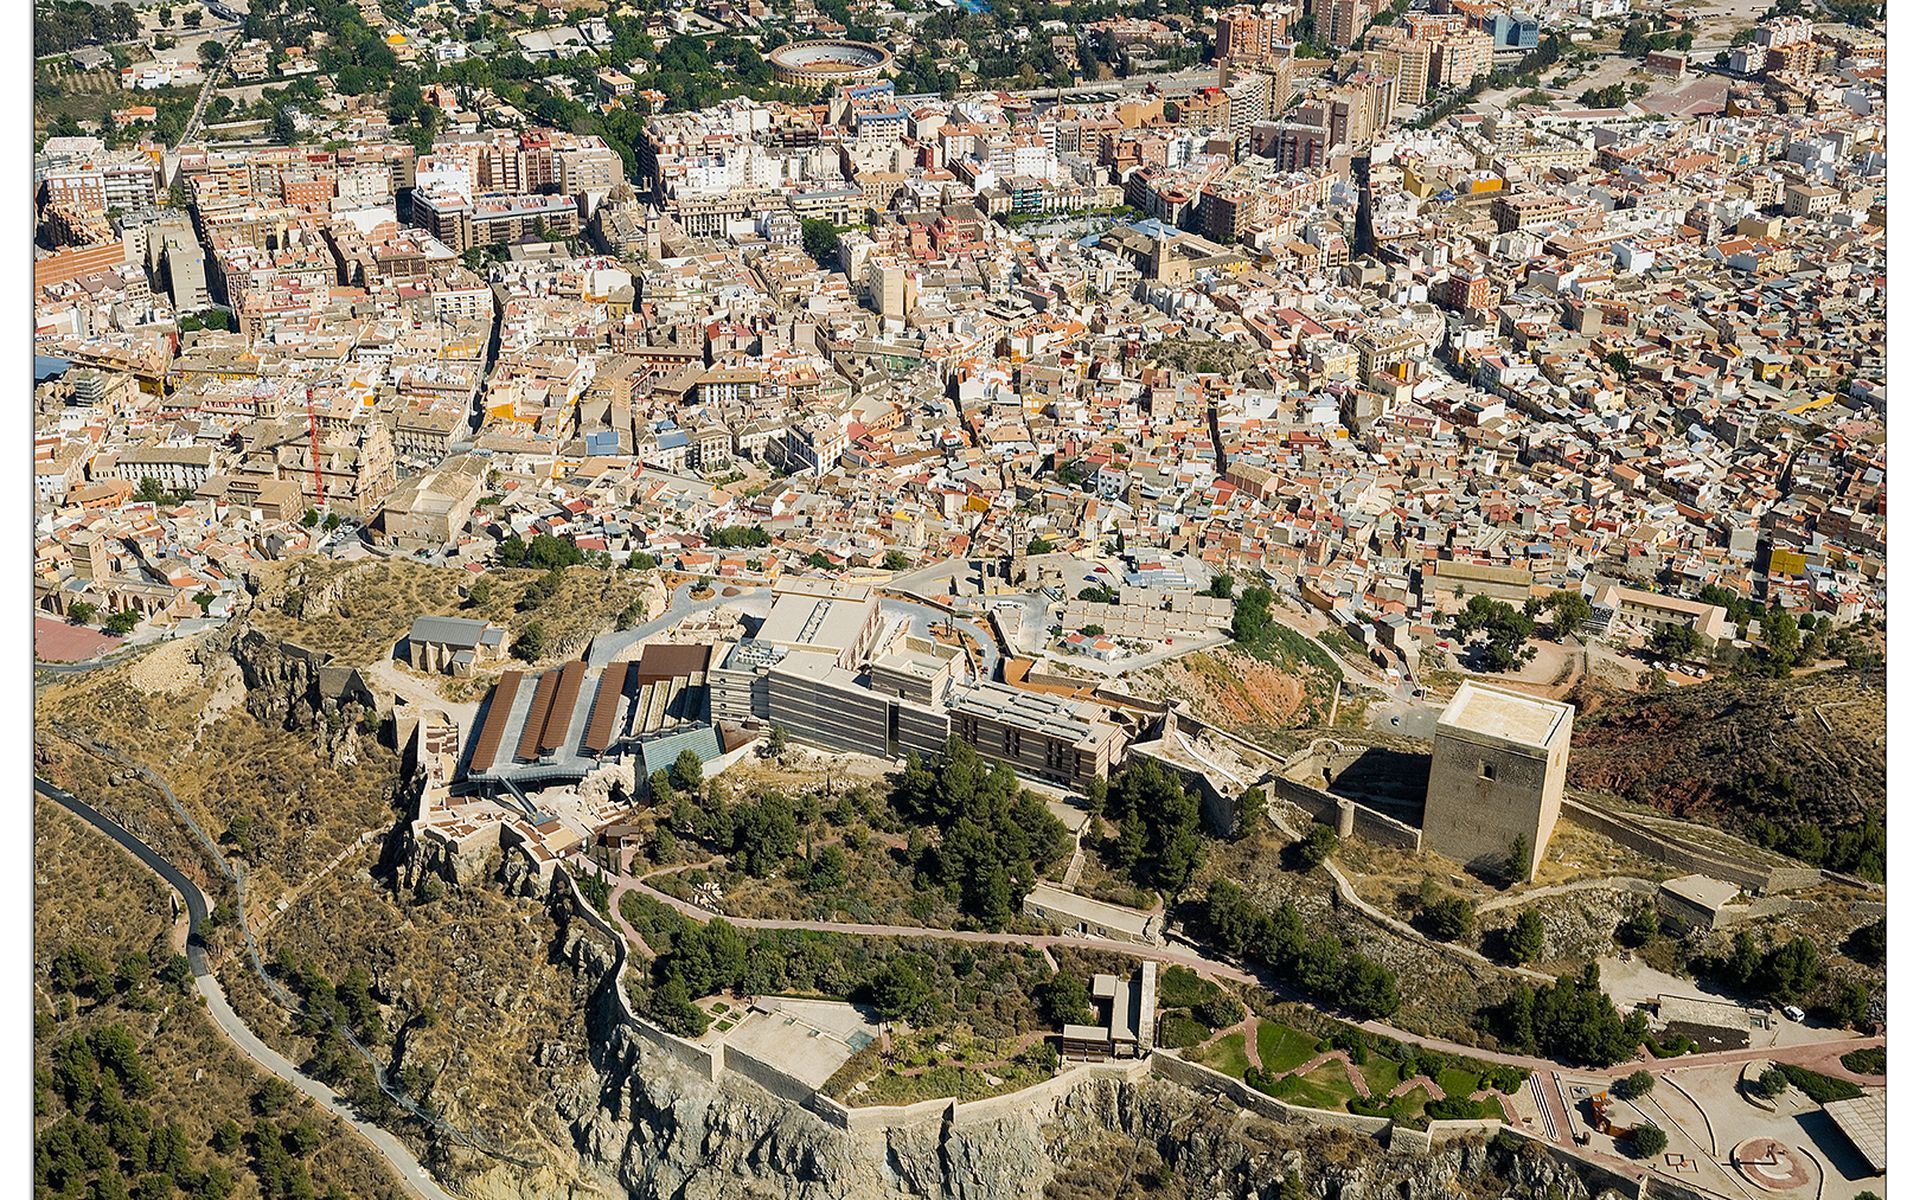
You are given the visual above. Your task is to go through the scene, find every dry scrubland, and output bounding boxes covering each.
[239,854,601,1192]
[38,639,406,919]
[34,798,407,1200]
[248,556,664,672]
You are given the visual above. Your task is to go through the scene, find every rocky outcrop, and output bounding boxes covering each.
[536,897,1621,1200]
[214,617,376,767]
[382,794,1624,1200]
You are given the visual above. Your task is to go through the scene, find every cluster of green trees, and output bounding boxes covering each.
[266,952,400,1126]
[1086,760,1205,896]
[1844,917,1885,967]
[623,892,1053,1037]
[1229,584,1277,646]
[63,601,137,635]
[1452,594,1537,671]
[48,944,194,1010]
[1199,880,1401,1019]
[655,765,854,892]
[517,567,568,612]
[708,525,771,549]
[37,0,139,53]
[1731,778,1884,880]
[36,1024,227,1200]
[1526,590,1592,640]
[37,1024,353,1198]
[1481,962,1648,1066]
[894,739,1071,929]
[1416,34,1566,130]
[1618,20,1693,58]
[1702,932,1822,1005]
[498,532,584,570]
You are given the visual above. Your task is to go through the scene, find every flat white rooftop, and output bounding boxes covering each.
[1436,679,1571,749]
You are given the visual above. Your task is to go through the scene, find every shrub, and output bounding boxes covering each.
[1612,1069,1654,1100]
[1423,896,1474,942]
[1839,1046,1885,1075]
[1777,1063,1862,1103]
[1158,1013,1209,1049]
[510,622,546,661]
[1196,994,1243,1030]
[1628,1123,1667,1159]
[1753,1067,1787,1098]
[1488,1065,1528,1094]
[1427,1094,1488,1120]
[1291,822,1339,869]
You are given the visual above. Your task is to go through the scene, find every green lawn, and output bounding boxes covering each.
[1351,1088,1429,1123]
[1197,1033,1252,1079]
[1358,1055,1406,1098]
[1158,965,1225,1010]
[1436,1066,1484,1099]
[1256,1021,1320,1073]
[1269,1059,1359,1109]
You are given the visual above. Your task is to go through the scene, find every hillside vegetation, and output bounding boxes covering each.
[34,798,405,1200]
[1568,666,1886,879]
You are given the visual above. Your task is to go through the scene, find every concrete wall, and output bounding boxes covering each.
[808,1092,952,1133]
[723,1042,820,1106]
[1350,800,1423,849]
[557,863,724,1082]
[950,1059,1151,1128]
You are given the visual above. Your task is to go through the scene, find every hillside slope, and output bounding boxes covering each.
[1567,666,1885,879]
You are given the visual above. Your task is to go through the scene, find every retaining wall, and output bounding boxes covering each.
[1521,1135,1649,1199]
[808,1092,953,1133]
[1148,1050,1395,1140]
[950,1059,1152,1128]
[1271,778,1423,851]
[1562,801,1780,892]
[723,1043,820,1106]
[558,864,724,1082]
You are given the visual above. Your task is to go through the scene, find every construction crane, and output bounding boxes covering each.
[304,384,327,510]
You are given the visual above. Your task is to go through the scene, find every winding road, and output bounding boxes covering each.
[34,778,455,1200]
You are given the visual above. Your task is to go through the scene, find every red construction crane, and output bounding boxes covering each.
[304,384,327,509]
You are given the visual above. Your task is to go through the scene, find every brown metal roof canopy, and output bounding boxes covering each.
[635,642,711,683]
[469,671,524,773]
[515,668,562,761]
[583,662,636,756]
[539,660,588,755]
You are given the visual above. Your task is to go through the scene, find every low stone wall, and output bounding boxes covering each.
[557,862,724,1082]
[951,1059,1151,1129]
[809,1092,952,1133]
[1270,778,1422,851]
[1562,801,1780,892]
[1424,1118,1508,1146]
[1350,801,1423,850]
[1518,1134,1648,1199]
[1148,1051,1394,1141]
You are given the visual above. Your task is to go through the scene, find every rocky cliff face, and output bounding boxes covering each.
[530,896,1618,1200]
[213,617,373,766]
[389,815,1618,1200]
